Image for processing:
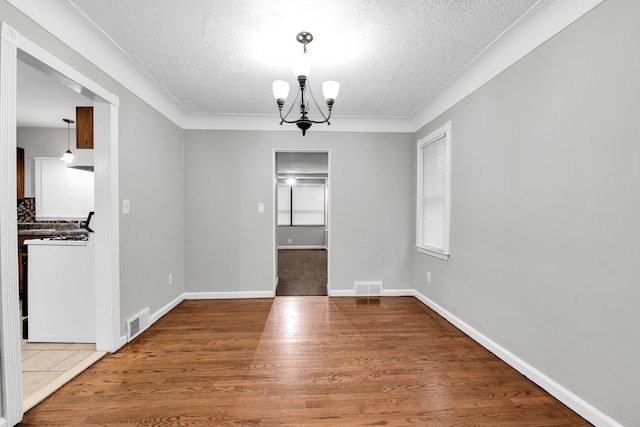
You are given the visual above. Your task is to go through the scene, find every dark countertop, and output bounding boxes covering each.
[18,222,90,237]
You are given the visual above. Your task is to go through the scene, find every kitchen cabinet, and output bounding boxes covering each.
[17,147,24,199]
[76,106,93,149]
[25,238,95,343]
[34,157,94,219]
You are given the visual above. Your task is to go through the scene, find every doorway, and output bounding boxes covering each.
[1,21,121,424]
[274,151,330,296]
[16,57,106,411]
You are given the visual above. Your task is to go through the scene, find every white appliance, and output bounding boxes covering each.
[25,237,95,343]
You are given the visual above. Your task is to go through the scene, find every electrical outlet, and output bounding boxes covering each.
[288,239,292,244]
[426,271,431,283]
[168,273,173,286]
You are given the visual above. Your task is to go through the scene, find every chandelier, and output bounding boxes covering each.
[272,32,340,136]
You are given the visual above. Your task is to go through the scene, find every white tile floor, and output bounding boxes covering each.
[21,340,106,411]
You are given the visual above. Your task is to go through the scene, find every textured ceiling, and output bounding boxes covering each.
[67,0,541,119]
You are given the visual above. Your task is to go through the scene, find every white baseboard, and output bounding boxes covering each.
[277,246,327,250]
[118,294,186,347]
[0,417,7,427]
[382,288,414,297]
[150,293,185,324]
[412,290,622,427]
[117,334,127,348]
[330,288,414,297]
[184,291,275,299]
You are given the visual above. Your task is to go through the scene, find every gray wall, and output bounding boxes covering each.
[413,0,639,425]
[2,0,185,339]
[277,226,326,248]
[184,130,414,294]
[117,90,185,329]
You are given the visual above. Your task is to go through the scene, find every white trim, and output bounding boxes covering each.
[382,289,415,297]
[22,351,106,412]
[92,101,121,352]
[5,0,604,133]
[0,22,23,426]
[184,114,412,133]
[1,21,122,424]
[149,294,185,325]
[0,417,7,427]
[416,247,449,260]
[6,0,181,125]
[274,149,332,295]
[409,0,605,131]
[412,290,623,427]
[117,294,186,346]
[330,289,414,297]
[117,334,128,348]
[416,121,452,259]
[273,150,278,294]
[277,245,327,250]
[185,291,275,300]
[15,37,118,107]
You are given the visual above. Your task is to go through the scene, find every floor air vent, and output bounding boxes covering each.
[126,307,150,342]
[354,281,383,296]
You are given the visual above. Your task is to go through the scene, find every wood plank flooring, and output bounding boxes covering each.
[19,297,590,426]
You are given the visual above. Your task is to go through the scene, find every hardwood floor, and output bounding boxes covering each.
[20,297,590,426]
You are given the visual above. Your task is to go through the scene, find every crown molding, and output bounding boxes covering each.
[6,0,188,127]
[408,0,606,132]
[182,113,413,133]
[7,0,604,134]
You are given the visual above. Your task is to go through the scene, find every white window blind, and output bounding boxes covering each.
[417,122,451,259]
[278,183,326,226]
[292,184,325,225]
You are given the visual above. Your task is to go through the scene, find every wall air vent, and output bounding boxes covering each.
[354,281,383,296]
[126,307,150,342]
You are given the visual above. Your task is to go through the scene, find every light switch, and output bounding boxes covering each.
[122,199,130,214]
[258,203,264,213]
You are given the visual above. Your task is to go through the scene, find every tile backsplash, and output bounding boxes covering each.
[17,198,36,222]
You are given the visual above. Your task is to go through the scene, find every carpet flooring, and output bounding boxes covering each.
[276,249,327,296]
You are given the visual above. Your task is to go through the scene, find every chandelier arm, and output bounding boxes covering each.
[309,117,332,124]
[280,117,305,124]
[307,79,330,122]
[278,90,300,124]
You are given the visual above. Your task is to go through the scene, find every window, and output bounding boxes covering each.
[278,183,326,226]
[416,121,451,260]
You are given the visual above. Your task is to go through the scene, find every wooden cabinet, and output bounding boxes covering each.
[17,147,24,199]
[76,106,94,149]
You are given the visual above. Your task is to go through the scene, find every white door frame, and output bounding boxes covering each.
[272,149,331,295]
[0,22,121,425]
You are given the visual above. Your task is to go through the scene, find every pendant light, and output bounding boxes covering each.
[61,118,75,163]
